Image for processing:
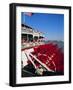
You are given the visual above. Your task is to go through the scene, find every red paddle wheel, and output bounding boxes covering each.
[27,43,64,73]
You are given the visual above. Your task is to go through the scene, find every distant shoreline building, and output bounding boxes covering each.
[21,24,44,42]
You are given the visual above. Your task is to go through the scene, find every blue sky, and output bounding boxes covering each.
[21,12,64,41]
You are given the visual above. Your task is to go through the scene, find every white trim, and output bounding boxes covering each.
[16,6,69,84]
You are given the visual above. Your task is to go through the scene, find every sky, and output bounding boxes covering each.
[21,12,64,41]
